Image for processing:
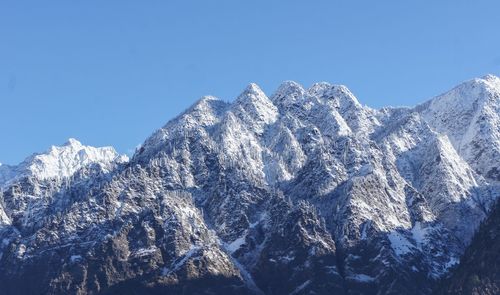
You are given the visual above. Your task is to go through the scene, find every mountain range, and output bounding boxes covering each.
[1,75,499,295]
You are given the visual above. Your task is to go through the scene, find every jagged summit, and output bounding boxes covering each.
[186,95,223,112]
[234,83,274,110]
[272,80,305,97]
[231,83,278,135]
[63,137,83,147]
[482,73,499,80]
[0,138,128,188]
[242,82,265,95]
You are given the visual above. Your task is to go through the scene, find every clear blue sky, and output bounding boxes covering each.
[1,1,500,164]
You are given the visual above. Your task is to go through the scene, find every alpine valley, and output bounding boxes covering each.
[1,75,500,295]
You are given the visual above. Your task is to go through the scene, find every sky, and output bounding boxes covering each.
[1,0,500,164]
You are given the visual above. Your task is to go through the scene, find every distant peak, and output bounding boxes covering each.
[64,138,82,147]
[5,140,127,184]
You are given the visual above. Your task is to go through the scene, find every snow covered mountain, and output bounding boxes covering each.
[0,75,499,295]
[0,138,128,188]
[0,139,127,230]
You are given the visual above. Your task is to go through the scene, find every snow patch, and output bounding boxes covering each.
[348,274,376,283]
[70,255,82,262]
[388,231,414,256]
[290,280,311,295]
[134,246,158,257]
[411,222,429,246]
[227,234,247,253]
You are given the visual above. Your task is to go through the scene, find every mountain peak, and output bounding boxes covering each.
[459,74,500,94]
[232,83,278,134]
[233,83,271,108]
[63,138,82,147]
[306,82,361,108]
[186,95,225,115]
[1,139,127,187]
[307,82,332,97]
[273,81,304,96]
[195,95,219,104]
[236,83,267,102]
[27,139,127,179]
[271,81,305,107]
[481,73,500,82]
[418,75,500,180]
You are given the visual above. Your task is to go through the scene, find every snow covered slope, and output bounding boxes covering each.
[0,75,499,295]
[418,74,500,182]
[0,139,127,230]
[0,138,128,188]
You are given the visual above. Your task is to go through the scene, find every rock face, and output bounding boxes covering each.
[1,75,500,295]
[437,200,500,295]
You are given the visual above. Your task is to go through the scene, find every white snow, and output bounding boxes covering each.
[411,222,429,246]
[420,75,500,178]
[444,256,459,269]
[226,234,247,253]
[23,138,127,180]
[162,245,200,276]
[0,138,128,187]
[388,231,414,256]
[290,280,311,295]
[348,274,376,283]
[231,83,278,135]
[134,246,158,257]
[70,255,82,262]
[16,244,26,259]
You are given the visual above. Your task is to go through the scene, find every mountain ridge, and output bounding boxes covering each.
[0,75,499,294]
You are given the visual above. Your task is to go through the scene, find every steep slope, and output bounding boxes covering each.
[437,199,500,295]
[0,76,499,294]
[418,74,500,181]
